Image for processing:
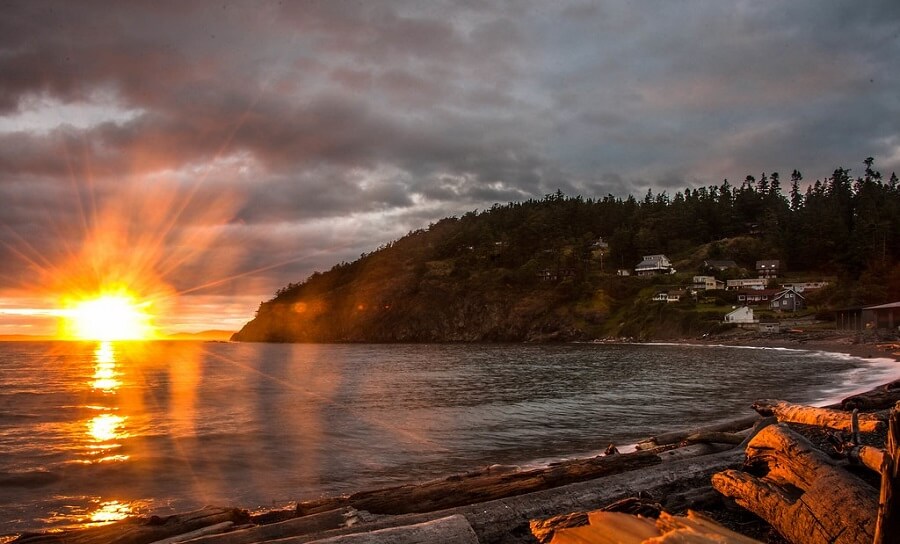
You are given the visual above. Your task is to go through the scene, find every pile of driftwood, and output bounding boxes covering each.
[8,379,899,544]
[713,394,900,544]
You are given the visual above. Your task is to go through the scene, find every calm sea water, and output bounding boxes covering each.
[0,341,897,535]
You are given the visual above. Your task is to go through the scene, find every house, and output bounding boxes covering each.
[838,301,900,331]
[726,278,768,291]
[693,275,724,291]
[770,288,806,312]
[865,302,900,330]
[703,259,738,271]
[725,306,756,324]
[634,254,675,276]
[781,281,829,293]
[756,260,780,278]
[737,288,779,305]
[652,292,669,302]
[616,269,631,276]
[667,290,686,303]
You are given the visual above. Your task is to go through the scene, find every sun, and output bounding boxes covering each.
[63,294,157,341]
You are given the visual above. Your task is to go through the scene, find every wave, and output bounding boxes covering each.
[0,470,60,489]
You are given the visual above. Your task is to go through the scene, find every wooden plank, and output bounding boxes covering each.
[874,401,900,544]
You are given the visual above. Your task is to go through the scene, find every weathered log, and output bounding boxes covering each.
[655,510,763,543]
[12,507,250,544]
[635,414,760,450]
[145,522,233,544]
[298,450,663,517]
[532,510,762,544]
[847,444,887,473]
[751,399,885,433]
[276,447,747,544]
[842,379,900,410]
[528,496,662,543]
[183,508,364,544]
[712,423,878,544]
[874,401,900,544]
[303,515,478,544]
[682,431,745,446]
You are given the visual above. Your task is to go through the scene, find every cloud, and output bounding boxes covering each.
[1,0,899,329]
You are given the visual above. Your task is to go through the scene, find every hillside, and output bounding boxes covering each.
[233,162,900,343]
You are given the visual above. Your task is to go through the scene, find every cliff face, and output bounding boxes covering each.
[231,273,593,343]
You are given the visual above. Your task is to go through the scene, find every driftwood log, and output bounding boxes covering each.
[712,423,878,544]
[11,507,250,544]
[874,401,900,544]
[635,414,760,450]
[302,514,478,544]
[296,450,663,516]
[531,510,763,544]
[842,379,900,410]
[751,399,885,433]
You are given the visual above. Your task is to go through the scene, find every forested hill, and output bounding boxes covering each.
[232,160,900,343]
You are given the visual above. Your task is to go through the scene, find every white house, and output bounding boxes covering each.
[693,275,724,291]
[781,281,829,292]
[652,292,669,302]
[635,254,675,276]
[724,306,756,324]
[726,278,767,291]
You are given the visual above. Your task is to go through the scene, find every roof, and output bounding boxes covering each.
[756,260,780,266]
[773,288,806,300]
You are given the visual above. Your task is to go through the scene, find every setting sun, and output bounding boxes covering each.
[63,295,157,341]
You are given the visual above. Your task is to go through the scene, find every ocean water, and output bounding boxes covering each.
[0,340,897,535]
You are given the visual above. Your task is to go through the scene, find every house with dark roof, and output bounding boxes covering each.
[737,288,779,305]
[770,288,806,312]
[756,260,780,278]
[634,254,674,276]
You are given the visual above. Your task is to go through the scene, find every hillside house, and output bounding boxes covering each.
[737,288,779,305]
[693,275,724,291]
[667,290,685,303]
[781,281,829,292]
[635,254,675,276]
[756,260,781,278]
[770,288,806,312]
[727,278,767,291]
[652,292,669,302]
[725,306,756,324]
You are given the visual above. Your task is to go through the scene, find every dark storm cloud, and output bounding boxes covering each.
[1,0,899,302]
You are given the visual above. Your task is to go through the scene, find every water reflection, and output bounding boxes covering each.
[92,341,121,392]
[88,500,132,524]
[87,413,126,443]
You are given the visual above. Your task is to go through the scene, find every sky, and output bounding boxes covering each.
[1,1,899,336]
